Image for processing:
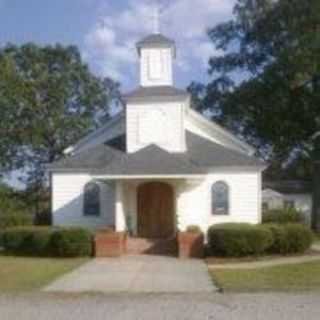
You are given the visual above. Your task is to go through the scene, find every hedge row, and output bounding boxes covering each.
[266,223,313,254]
[207,223,313,257]
[1,227,92,257]
[208,223,273,257]
[262,208,305,224]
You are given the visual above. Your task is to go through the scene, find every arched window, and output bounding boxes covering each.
[212,181,229,215]
[83,182,101,216]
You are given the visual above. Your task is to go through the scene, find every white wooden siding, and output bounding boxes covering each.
[52,173,115,230]
[117,173,261,235]
[140,48,173,87]
[126,101,186,153]
[52,172,261,234]
[177,172,262,233]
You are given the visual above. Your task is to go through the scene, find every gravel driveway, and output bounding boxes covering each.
[0,292,319,320]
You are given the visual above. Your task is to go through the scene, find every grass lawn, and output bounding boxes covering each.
[211,261,320,292]
[0,253,88,292]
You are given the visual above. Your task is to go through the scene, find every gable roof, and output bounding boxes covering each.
[124,86,189,103]
[187,109,255,156]
[262,188,284,199]
[263,180,312,194]
[48,131,265,175]
[64,111,125,155]
[63,105,256,160]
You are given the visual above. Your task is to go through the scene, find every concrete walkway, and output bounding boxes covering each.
[44,255,216,294]
[209,254,320,270]
[312,243,320,252]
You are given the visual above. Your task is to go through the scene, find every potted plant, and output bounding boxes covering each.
[94,227,127,257]
[178,225,204,259]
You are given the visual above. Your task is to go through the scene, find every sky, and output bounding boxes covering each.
[0,0,236,188]
[0,0,236,91]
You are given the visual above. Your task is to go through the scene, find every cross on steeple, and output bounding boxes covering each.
[151,1,161,34]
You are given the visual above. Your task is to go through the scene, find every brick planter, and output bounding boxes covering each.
[94,230,127,257]
[178,232,204,259]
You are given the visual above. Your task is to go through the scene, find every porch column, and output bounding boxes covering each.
[115,181,126,232]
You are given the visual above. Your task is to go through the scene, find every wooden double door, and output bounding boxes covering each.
[137,182,175,238]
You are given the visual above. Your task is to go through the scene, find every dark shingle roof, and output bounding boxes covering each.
[136,34,176,57]
[263,180,312,194]
[48,132,265,175]
[124,86,189,102]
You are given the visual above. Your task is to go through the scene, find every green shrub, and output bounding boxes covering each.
[2,227,92,257]
[50,228,92,257]
[207,223,274,257]
[0,213,33,230]
[264,224,290,254]
[186,225,202,233]
[285,223,313,253]
[265,223,313,254]
[262,208,305,224]
[2,227,53,256]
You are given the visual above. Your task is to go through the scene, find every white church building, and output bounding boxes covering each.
[48,31,266,238]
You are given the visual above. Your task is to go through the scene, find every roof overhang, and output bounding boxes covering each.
[187,108,257,156]
[136,34,176,57]
[93,174,206,180]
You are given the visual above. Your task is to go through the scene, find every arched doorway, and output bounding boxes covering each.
[137,182,175,238]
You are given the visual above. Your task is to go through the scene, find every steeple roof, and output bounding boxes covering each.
[124,86,189,102]
[136,33,176,56]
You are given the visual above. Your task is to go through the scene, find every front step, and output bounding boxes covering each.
[126,237,178,256]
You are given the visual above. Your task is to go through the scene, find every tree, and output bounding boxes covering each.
[191,0,320,176]
[0,44,121,212]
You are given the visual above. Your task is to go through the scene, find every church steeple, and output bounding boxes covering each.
[125,3,185,154]
[135,1,176,87]
[136,33,176,87]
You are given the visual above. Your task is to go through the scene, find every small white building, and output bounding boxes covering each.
[48,32,266,238]
[262,181,312,225]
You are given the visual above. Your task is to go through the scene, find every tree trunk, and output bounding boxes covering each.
[312,134,320,232]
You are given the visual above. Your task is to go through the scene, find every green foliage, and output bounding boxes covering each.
[2,227,92,257]
[0,183,30,216]
[285,224,313,253]
[207,223,273,257]
[0,184,34,245]
[50,228,92,257]
[2,227,53,256]
[264,224,290,254]
[191,0,320,175]
[208,222,313,257]
[186,225,203,233]
[264,223,313,254]
[262,208,305,224]
[0,44,121,199]
[0,214,33,230]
